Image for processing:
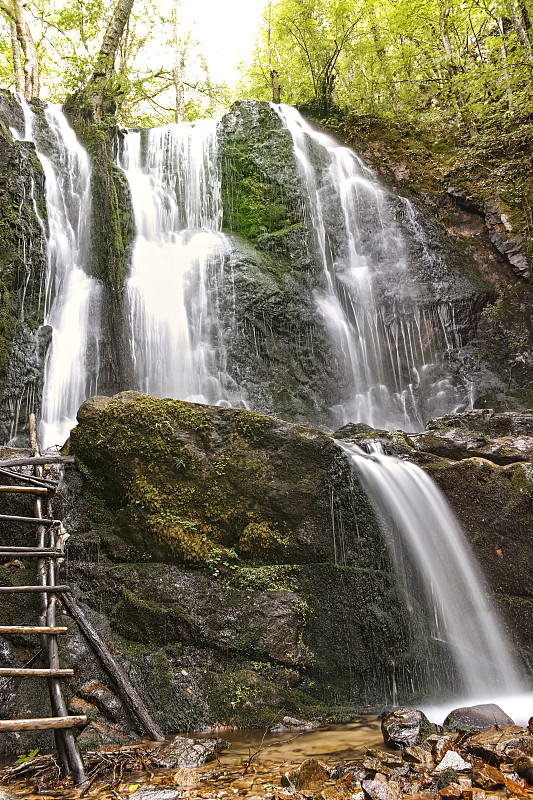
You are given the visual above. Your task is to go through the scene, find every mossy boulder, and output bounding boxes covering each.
[69,391,350,566]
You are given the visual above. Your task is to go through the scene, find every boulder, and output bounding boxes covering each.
[362,779,403,800]
[444,703,515,732]
[514,756,533,785]
[281,758,329,790]
[381,708,432,748]
[152,736,221,768]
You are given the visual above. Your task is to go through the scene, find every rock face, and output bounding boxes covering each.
[0,91,49,444]
[1,398,532,755]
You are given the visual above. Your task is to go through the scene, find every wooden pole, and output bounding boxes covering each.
[0,456,75,468]
[62,592,165,742]
[0,716,87,732]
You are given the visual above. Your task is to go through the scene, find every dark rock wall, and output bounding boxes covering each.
[0,394,458,753]
[0,92,49,444]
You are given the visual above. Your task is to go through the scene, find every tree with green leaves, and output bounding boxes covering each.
[0,0,39,98]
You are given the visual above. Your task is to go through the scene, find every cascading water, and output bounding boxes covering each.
[272,104,469,431]
[117,122,247,408]
[12,97,99,449]
[342,440,524,699]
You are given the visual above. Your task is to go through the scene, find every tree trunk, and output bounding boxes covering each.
[506,1,533,70]
[9,16,24,93]
[271,69,281,103]
[88,0,135,119]
[439,2,477,135]
[172,0,185,123]
[0,0,39,99]
[498,16,514,110]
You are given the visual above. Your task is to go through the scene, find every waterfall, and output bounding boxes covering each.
[342,440,523,698]
[117,122,247,408]
[12,97,100,449]
[271,104,468,432]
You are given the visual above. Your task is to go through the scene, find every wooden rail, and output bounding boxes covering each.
[0,668,74,677]
[0,716,87,732]
[0,626,67,634]
[0,585,70,593]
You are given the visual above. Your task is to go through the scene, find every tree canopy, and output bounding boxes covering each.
[0,0,230,124]
[242,0,533,132]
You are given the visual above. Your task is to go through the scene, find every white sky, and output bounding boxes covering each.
[178,0,267,87]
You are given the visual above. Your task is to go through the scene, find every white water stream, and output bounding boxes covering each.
[118,122,246,408]
[12,97,99,449]
[343,440,524,698]
[272,104,468,431]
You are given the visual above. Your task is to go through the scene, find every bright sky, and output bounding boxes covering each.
[178,0,267,87]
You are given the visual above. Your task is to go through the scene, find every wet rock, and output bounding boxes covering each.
[76,720,135,752]
[68,695,100,723]
[503,776,529,797]
[514,757,533,785]
[270,715,321,733]
[473,764,506,789]
[153,735,221,768]
[444,703,515,732]
[315,771,362,800]
[129,788,181,800]
[462,789,487,800]
[366,750,404,768]
[281,758,329,790]
[403,745,433,764]
[381,708,432,748]
[464,727,529,763]
[439,785,461,799]
[426,735,454,763]
[434,751,471,773]
[80,680,122,721]
[362,779,403,800]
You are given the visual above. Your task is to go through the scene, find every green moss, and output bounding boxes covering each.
[70,396,287,567]
[238,521,288,562]
[233,409,274,442]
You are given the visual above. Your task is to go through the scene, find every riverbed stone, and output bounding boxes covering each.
[514,756,533,785]
[381,708,432,749]
[463,727,529,763]
[152,735,221,768]
[444,703,515,732]
[362,779,403,800]
[473,765,506,790]
[434,751,471,773]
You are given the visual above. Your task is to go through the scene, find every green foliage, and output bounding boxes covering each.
[241,0,533,131]
[15,748,40,765]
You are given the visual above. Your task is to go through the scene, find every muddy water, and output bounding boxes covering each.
[208,716,383,766]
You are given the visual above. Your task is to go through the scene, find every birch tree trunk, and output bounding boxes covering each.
[88,0,135,119]
[0,0,39,99]
[9,16,24,93]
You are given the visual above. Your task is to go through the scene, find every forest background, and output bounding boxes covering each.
[2,0,533,268]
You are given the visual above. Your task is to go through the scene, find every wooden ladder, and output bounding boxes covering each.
[0,419,86,783]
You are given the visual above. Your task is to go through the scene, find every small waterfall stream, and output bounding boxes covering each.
[342,440,523,698]
[117,122,247,408]
[12,97,99,449]
[272,104,468,431]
